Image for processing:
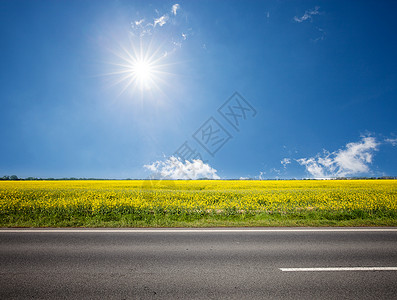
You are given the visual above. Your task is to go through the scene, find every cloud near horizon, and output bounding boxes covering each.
[297,136,379,178]
[144,156,220,179]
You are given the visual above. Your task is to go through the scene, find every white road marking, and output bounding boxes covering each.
[0,228,397,233]
[280,267,397,272]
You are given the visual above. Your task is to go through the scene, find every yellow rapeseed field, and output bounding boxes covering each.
[1,180,396,215]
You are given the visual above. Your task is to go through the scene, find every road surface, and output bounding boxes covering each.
[1,228,397,299]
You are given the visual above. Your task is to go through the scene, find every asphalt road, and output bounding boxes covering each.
[1,228,397,299]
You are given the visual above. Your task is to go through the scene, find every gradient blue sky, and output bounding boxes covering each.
[1,0,396,179]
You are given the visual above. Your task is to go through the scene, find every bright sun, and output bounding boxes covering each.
[107,39,171,96]
[132,60,153,86]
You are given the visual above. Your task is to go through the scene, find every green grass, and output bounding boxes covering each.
[2,208,397,227]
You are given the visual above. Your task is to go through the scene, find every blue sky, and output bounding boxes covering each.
[0,0,396,179]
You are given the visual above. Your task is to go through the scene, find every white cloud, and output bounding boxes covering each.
[297,157,327,178]
[144,156,220,179]
[135,19,145,26]
[294,6,320,23]
[281,158,291,168]
[297,136,379,178]
[154,14,169,27]
[172,4,180,16]
[385,138,397,146]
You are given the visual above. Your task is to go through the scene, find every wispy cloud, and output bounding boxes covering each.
[281,158,291,168]
[313,27,326,42]
[173,41,182,48]
[135,19,145,26]
[293,6,325,42]
[154,14,169,27]
[172,4,180,16]
[144,156,220,179]
[130,3,190,52]
[385,137,397,146]
[294,6,320,23]
[131,18,154,37]
[297,136,379,178]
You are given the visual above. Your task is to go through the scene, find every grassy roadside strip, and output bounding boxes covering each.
[1,209,397,227]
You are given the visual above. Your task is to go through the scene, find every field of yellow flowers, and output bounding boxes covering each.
[1,180,396,227]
